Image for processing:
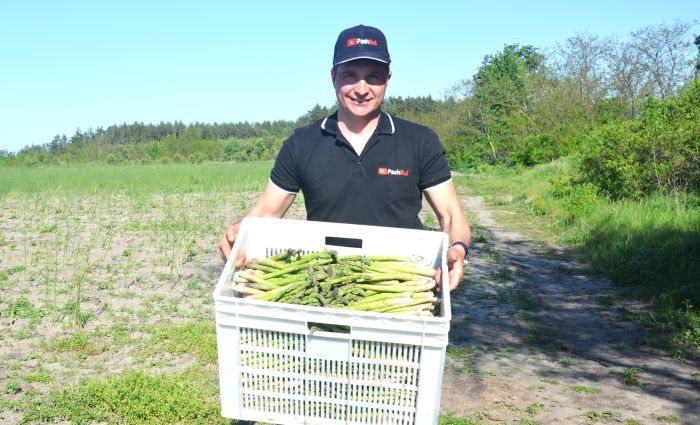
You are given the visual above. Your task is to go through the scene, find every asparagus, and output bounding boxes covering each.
[232,249,442,316]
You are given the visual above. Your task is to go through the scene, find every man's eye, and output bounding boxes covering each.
[367,75,386,84]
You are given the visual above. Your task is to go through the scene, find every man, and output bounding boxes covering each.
[219,24,470,290]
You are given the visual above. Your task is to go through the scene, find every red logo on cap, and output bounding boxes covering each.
[377,167,388,175]
[347,38,377,47]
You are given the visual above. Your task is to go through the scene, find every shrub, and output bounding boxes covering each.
[580,80,700,199]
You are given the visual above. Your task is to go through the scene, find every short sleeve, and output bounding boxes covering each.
[417,129,451,191]
[270,136,301,193]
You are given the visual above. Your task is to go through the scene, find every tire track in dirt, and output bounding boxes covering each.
[440,196,700,424]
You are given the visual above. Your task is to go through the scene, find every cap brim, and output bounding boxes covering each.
[333,55,390,66]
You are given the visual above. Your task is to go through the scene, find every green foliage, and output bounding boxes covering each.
[44,331,107,356]
[3,297,45,320]
[223,137,278,161]
[569,385,602,394]
[439,412,487,424]
[584,193,700,306]
[511,131,587,167]
[551,178,603,224]
[622,367,642,386]
[24,366,53,384]
[17,368,228,425]
[5,380,21,395]
[581,79,700,199]
[137,323,217,364]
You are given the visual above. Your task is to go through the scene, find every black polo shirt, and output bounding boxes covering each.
[270,111,451,229]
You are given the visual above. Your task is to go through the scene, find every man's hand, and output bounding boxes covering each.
[218,221,246,268]
[446,245,466,291]
[434,245,467,292]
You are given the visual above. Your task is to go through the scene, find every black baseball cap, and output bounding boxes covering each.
[333,25,391,66]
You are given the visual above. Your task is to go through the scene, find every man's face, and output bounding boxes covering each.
[332,59,391,120]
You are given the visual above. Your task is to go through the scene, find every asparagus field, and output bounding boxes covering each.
[1,162,698,425]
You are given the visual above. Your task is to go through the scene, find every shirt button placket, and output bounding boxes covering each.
[352,161,364,177]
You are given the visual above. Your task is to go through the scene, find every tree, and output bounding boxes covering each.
[630,21,695,99]
[554,33,611,113]
[606,41,653,118]
[295,104,334,127]
[471,44,542,162]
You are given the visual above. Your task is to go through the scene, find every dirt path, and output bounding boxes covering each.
[440,196,700,424]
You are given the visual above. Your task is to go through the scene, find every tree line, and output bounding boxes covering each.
[3,20,699,197]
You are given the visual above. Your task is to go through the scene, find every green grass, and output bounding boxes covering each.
[3,296,45,320]
[439,413,488,425]
[136,323,218,364]
[583,411,618,422]
[15,367,228,425]
[0,161,272,194]
[43,331,108,356]
[622,367,642,386]
[455,158,700,355]
[569,385,601,394]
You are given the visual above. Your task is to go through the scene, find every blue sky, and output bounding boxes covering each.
[1,1,698,153]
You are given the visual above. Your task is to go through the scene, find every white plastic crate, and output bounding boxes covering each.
[213,217,451,425]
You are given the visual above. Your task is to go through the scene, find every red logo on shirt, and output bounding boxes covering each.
[378,167,409,176]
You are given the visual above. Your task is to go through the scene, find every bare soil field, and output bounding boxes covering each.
[1,191,698,424]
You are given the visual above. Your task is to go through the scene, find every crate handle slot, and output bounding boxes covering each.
[324,236,362,248]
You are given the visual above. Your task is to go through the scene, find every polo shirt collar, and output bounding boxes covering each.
[321,111,395,136]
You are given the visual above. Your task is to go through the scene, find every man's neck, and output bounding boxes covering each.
[337,110,381,155]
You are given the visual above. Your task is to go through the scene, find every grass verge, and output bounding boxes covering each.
[455,157,700,356]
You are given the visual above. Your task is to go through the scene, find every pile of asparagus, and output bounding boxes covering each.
[232,249,440,316]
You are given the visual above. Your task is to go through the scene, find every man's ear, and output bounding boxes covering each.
[331,67,337,83]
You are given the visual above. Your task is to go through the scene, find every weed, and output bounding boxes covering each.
[569,385,601,394]
[5,380,21,394]
[0,265,26,283]
[4,296,45,320]
[524,329,542,346]
[598,294,620,308]
[625,420,642,425]
[471,228,492,243]
[136,323,217,364]
[583,411,617,422]
[622,367,642,386]
[525,402,542,415]
[656,415,680,423]
[439,412,487,424]
[447,345,480,358]
[15,329,32,340]
[24,366,53,384]
[559,352,576,367]
[44,332,105,356]
[495,266,511,282]
[16,367,229,425]
[511,289,539,310]
[516,310,534,321]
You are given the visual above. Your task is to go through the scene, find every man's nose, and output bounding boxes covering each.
[354,79,369,94]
